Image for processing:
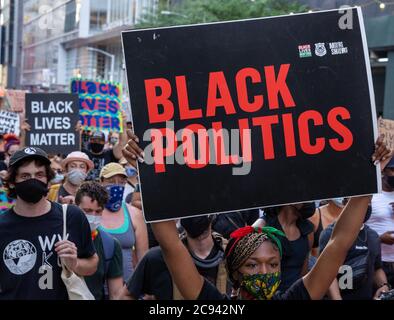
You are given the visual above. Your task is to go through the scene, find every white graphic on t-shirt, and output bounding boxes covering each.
[38,234,66,252]
[38,235,57,252]
[3,240,37,275]
[37,233,69,269]
[41,251,53,268]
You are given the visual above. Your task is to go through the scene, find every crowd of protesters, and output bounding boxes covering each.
[1,113,394,301]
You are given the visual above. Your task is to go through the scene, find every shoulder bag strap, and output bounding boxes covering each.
[61,204,68,270]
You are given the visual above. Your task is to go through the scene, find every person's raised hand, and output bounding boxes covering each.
[122,130,144,168]
[59,195,75,205]
[21,120,31,132]
[373,134,391,168]
[380,231,394,245]
[75,120,82,132]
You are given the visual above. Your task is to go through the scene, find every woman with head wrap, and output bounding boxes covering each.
[123,133,391,300]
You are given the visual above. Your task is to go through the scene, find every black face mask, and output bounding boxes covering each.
[181,216,212,239]
[386,176,394,188]
[364,206,372,223]
[298,202,316,219]
[15,179,48,203]
[89,142,104,154]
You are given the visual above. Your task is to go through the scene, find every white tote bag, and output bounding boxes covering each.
[60,204,95,300]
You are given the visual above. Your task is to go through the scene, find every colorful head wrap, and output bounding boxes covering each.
[225,226,285,284]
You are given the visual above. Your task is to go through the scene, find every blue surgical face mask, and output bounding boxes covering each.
[105,184,125,212]
[51,173,64,184]
[86,214,102,231]
[67,169,87,186]
[125,167,137,178]
[110,137,119,145]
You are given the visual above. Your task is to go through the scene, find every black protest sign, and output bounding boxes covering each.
[122,8,380,222]
[25,93,80,155]
[0,111,20,136]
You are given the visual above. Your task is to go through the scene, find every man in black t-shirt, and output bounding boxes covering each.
[0,147,98,300]
[83,114,128,181]
[119,216,230,300]
[320,221,389,300]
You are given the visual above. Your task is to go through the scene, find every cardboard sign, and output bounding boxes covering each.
[70,79,123,132]
[378,117,394,152]
[5,90,26,113]
[25,93,80,155]
[122,8,380,222]
[0,111,20,136]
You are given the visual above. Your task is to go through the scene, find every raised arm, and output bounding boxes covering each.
[151,220,204,300]
[19,117,31,148]
[113,111,128,160]
[303,135,391,300]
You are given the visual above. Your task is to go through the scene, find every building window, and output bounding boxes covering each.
[90,0,107,32]
[64,0,77,32]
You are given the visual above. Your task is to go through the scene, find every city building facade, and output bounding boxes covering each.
[0,0,23,89]
[21,0,156,94]
[0,0,393,118]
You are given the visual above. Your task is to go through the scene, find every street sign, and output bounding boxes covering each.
[122,7,380,222]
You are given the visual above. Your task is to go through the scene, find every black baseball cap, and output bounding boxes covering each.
[90,131,105,140]
[9,147,51,167]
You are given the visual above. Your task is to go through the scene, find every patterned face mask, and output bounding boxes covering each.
[239,271,281,300]
[105,184,125,212]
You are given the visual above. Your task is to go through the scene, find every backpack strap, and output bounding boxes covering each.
[216,261,228,294]
[211,232,229,294]
[98,229,116,275]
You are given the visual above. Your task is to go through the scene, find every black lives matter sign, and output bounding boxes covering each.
[26,93,80,155]
[122,8,380,222]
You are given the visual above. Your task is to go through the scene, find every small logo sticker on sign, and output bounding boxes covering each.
[315,43,327,57]
[298,44,312,58]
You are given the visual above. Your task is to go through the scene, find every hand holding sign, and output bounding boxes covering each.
[21,119,31,132]
[122,130,144,168]
[374,134,392,165]
[75,120,82,133]
[380,231,394,245]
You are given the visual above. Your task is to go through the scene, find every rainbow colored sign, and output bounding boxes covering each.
[71,79,123,132]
